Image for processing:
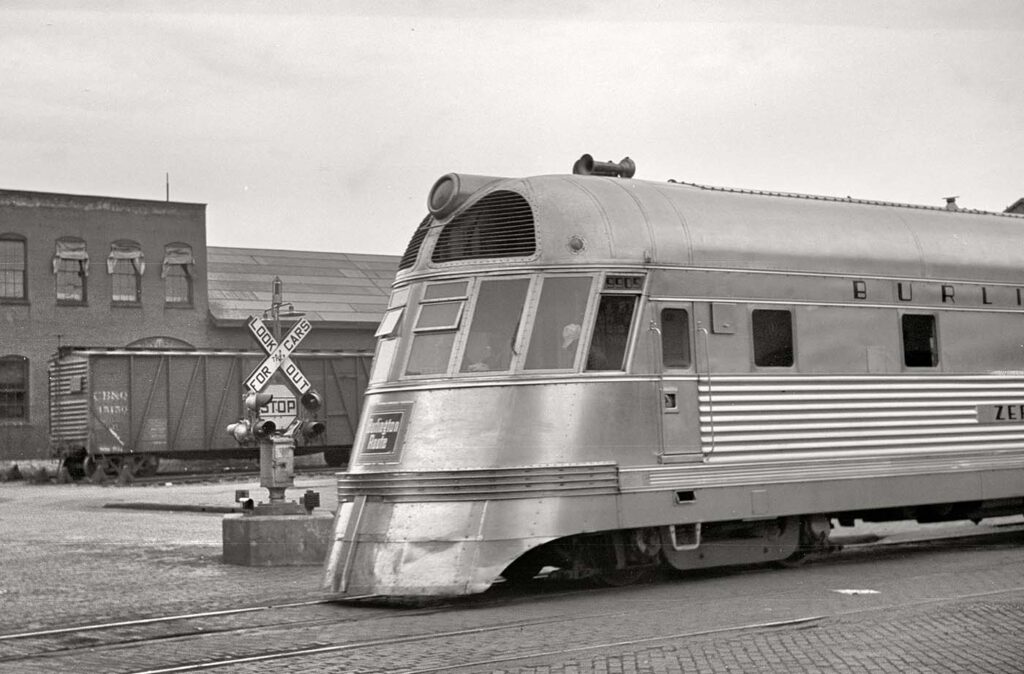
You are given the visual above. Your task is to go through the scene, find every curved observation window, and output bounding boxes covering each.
[431,191,535,263]
[524,277,593,371]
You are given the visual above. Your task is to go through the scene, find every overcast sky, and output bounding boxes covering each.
[2,1,1022,255]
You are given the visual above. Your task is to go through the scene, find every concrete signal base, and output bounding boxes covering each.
[222,510,334,566]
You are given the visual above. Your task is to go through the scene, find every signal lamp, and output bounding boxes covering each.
[300,420,326,438]
[253,419,277,439]
[226,420,253,444]
[300,389,323,412]
[244,391,273,411]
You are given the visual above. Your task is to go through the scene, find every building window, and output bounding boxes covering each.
[162,243,194,306]
[108,240,144,304]
[0,355,28,421]
[902,314,938,367]
[53,237,88,304]
[0,234,27,301]
[752,309,794,367]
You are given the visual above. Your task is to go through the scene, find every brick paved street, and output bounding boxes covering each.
[1,479,1022,673]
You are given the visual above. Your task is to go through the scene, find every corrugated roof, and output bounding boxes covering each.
[207,246,399,327]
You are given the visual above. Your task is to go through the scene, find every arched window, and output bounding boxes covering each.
[0,233,27,301]
[0,355,28,420]
[108,240,144,304]
[162,243,194,306]
[53,237,88,304]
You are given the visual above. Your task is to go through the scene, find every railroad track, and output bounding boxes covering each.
[2,527,1022,673]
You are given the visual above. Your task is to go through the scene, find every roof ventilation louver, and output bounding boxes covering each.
[398,214,433,270]
[431,190,535,263]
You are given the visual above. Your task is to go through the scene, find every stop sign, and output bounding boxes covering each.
[260,384,298,430]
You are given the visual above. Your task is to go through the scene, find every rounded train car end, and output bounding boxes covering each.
[323,155,1024,597]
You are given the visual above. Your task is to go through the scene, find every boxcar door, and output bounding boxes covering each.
[654,302,703,460]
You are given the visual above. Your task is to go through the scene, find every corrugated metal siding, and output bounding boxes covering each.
[48,357,90,444]
[699,375,1024,461]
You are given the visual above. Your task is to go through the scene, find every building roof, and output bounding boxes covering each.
[207,246,399,328]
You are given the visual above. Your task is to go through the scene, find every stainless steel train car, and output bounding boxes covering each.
[49,347,370,479]
[323,155,1024,597]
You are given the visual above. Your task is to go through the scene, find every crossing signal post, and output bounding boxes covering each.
[223,278,334,567]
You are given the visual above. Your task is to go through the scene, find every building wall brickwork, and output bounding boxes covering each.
[1,190,209,460]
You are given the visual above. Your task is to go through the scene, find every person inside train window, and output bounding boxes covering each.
[525,277,592,370]
[459,278,529,373]
[585,295,637,371]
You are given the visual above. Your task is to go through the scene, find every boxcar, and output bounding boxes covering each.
[323,157,1024,597]
[49,347,370,479]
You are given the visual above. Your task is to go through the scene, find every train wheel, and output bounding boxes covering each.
[62,457,86,481]
[135,455,159,478]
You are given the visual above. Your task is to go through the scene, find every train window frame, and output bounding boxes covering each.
[900,313,939,368]
[403,280,470,377]
[457,276,531,375]
[583,274,647,373]
[659,307,693,370]
[751,308,795,368]
[521,275,596,373]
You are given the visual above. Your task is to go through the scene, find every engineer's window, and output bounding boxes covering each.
[108,240,143,304]
[459,278,529,373]
[0,355,28,421]
[752,309,794,367]
[162,243,194,306]
[524,276,592,371]
[0,234,27,301]
[902,314,938,367]
[405,281,468,376]
[53,237,88,304]
[661,308,691,368]
[586,294,639,371]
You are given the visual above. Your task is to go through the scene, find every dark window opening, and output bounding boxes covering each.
[661,308,691,368]
[752,309,793,367]
[56,258,87,304]
[0,355,28,420]
[0,235,27,301]
[586,295,638,371]
[902,314,938,367]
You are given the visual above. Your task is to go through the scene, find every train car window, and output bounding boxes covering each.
[460,278,529,373]
[661,308,691,368]
[406,332,457,376]
[902,314,938,367]
[524,276,592,370]
[423,281,468,300]
[586,295,638,371]
[414,301,463,331]
[404,281,470,376]
[375,307,404,339]
[752,309,794,367]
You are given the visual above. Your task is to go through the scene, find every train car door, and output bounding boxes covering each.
[653,303,703,460]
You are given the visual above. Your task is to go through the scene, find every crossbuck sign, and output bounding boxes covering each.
[244,316,313,394]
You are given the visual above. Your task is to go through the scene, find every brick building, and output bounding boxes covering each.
[0,188,397,462]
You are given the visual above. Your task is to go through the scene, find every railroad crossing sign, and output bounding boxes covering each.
[260,384,299,430]
[244,316,313,393]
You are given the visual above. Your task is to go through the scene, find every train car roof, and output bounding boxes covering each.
[429,173,1024,284]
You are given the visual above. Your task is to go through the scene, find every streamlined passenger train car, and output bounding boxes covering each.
[324,156,1024,597]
